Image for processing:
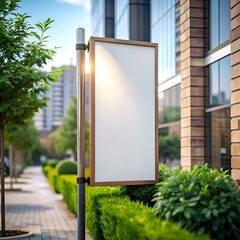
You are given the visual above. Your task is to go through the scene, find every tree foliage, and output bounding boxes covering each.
[48,96,90,160]
[0,1,64,235]
[159,134,180,161]
[5,119,39,151]
[0,0,63,127]
[60,96,78,158]
[48,127,65,159]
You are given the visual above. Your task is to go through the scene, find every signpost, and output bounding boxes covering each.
[76,29,158,239]
[88,37,158,186]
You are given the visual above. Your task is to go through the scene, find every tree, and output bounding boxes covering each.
[49,96,89,161]
[60,96,78,160]
[5,119,39,188]
[48,127,65,159]
[159,135,180,164]
[0,0,63,236]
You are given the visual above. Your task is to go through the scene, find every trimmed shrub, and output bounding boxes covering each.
[43,166,60,193]
[120,184,157,207]
[86,186,122,240]
[158,163,173,181]
[100,197,210,240]
[45,159,59,168]
[120,164,172,207]
[59,175,77,214]
[56,159,77,175]
[86,187,210,240]
[43,165,52,176]
[153,164,240,240]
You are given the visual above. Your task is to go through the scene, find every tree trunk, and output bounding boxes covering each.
[9,144,13,190]
[0,115,5,236]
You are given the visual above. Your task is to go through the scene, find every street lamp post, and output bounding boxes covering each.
[76,27,87,240]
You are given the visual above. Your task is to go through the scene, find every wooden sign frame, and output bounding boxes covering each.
[89,37,158,186]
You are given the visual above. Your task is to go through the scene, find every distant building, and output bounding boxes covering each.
[34,65,76,136]
[34,65,90,138]
[91,0,240,180]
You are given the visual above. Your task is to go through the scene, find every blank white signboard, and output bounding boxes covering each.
[89,37,158,186]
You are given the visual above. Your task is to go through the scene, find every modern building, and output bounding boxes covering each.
[91,0,240,180]
[34,65,90,138]
[34,65,77,135]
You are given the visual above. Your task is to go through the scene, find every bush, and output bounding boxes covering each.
[86,186,122,240]
[86,187,210,240]
[120,164,172,207]
[44,159,59,168]
[120,184,157,207]
[56,159,77,175]
[43,165,52,176]
[59,175,77,214]
[43,166,60,193]
[153,164,240,240]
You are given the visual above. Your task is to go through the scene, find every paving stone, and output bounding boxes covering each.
[1,166,91,240]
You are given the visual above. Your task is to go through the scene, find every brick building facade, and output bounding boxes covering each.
[91,0,240,180]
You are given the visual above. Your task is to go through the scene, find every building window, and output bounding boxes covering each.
[115,0,129,39]
[151,0,180,83]
[205,108,231,172]
[158,84,180,167]
[129,0,150,41]
[206,55,231,171]
[159,84,180,124]
[209,56,230,106]
[91,0,105,37]
[105,0,115,38]
[209,0,230,50]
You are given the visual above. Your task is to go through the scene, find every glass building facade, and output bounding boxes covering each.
[115,0,129,39]
[91,0,240,176]
[151,0,181,165]
[151,0,180,83]
[205,0,231,171]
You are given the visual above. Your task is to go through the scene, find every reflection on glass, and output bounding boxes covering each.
[210,0,219,49]
[206,108,231,172]
[210,62,219,105]
[115,0,129,39]
[209,0,230,50]
[159,84,180,124]
[158,126,180,167]
[151,0,180,83]
[91,0,105,37]
[209,56,230,106]
[220,0,230,44]
[220,56,230,104]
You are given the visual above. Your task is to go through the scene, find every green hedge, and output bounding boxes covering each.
[43,166,60,193]
[43,165,212,240]
[100,197,210,240]
[59,174,78,215]
[86,187,210,240]
[120,164,172,207]
[86,186,122,240]
[153,164,240,239]
[56,159,77,175]
[43,159,59,168]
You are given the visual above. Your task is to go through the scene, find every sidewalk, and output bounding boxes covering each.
[1,166,91,240]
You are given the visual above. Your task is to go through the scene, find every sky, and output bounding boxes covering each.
[19,0,91,71]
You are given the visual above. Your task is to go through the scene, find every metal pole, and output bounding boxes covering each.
[76,28,86,240]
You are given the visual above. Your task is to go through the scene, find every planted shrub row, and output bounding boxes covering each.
[86,186,210,240]
[59,174,78,214]
[120,164,172,207]
[44,162,239,239]
[153,164,240,240]
[44,163,208,240]
[43,159,77,193]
